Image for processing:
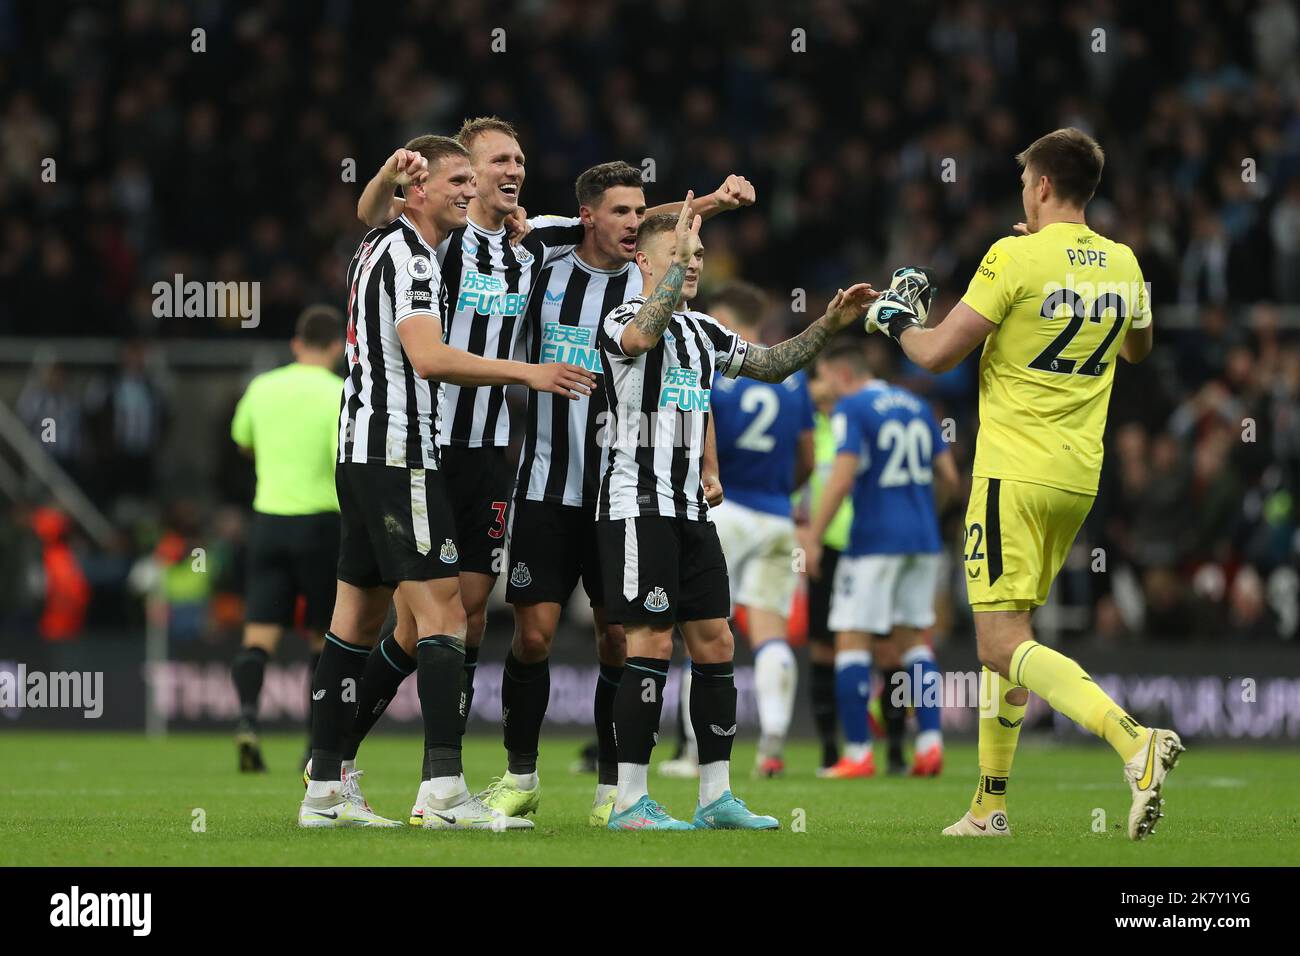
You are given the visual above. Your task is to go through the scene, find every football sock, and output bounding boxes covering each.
[679,659,697,758]
[306,650,321,739]
[309,633,370,782]
[615,762,649,811]
[501,650,550,776]
[810,660,839,766]
[699,761,731,805]
[613,657,668,811]
[879,669,906,766]
[835,649,873,753]
[343,635,415,761]
[1010,640,1146,761]
[902,644,943,749]
[459,645,480,735]
[971,667,1025,819]
[417,636,466,781]
[594,663,623,786]
[690,661,737,804]
[753,640,796,756]
[231,646,268,730]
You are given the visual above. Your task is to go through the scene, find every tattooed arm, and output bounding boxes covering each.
[738,284,880,383]
[619,260,688,356]
[617,193,703,357]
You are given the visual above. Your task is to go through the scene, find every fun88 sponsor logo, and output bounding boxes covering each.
[659,366,710,411]
[457,272,527,317]
[540,323,602,373]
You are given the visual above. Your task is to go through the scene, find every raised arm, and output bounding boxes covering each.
[618,194,701,356]
[647,174,756,222]
[738,285,879,383]
[357,149,428,227]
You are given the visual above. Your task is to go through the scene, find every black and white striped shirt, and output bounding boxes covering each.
[597,296,749,521]
[435,215,586,448]
[338,215,441,469]
[515,253,643,508]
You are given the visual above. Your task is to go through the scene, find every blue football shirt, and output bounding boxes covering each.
[711,371,815,518]
[834,382,945,556]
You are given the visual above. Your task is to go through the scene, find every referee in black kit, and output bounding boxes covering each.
[230,305,346,772]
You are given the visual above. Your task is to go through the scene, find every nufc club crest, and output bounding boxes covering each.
[439,538,459,564]
[510,562,532,587]
[643,586,669,612]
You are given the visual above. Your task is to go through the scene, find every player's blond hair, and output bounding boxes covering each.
[455,116,520,152]
[1016,128,1105,206]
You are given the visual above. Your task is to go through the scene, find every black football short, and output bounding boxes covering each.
[506,498,604,607]
[245,511,340,629]
[440,445,514,577]
[806,545,841,646]
[335,462,460,588]
[597,515,730,626]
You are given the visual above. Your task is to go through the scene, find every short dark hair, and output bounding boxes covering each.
[295,304,342,349]
[575,161,645,208]
[455,116,519,152]
[403,134,469,173]
[818,339,869,375]
[635,212,679,252]
[707,281,768,330]
[1016,127,1105,206]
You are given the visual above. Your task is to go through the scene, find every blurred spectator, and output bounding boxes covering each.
[1,0,1297,644]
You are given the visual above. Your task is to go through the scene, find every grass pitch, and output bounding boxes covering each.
[3,731,1297,866]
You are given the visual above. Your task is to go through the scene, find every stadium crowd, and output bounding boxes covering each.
[1,0,1298,644]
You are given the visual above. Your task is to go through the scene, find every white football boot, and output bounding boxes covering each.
[297,782,401,828]
[942,809,1010,837]
[420,788,534,831]
[1124,728,1185,841]
[409,780,432,826]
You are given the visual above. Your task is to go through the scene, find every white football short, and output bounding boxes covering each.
[710,499,798,617]
[828,552,940,635]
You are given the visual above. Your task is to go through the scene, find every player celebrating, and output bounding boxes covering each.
[866,128,1181,840]
[706,281,815,778]
[230,305,344,772]
[299,135,594,829]
[354,119,588,755]
[352,126,756,823]
[597,198,878,830]
[481,161,755,827]
[805,343,957,779]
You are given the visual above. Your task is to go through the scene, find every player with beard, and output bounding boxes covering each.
[299,135,595,829]
[347,145,755,822]
[480,161,754,826]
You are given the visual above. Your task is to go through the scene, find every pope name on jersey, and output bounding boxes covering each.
[436,215,586,448]
[596,294,747,521]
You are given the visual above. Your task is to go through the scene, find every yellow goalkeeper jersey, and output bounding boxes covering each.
[960,221,1150,496]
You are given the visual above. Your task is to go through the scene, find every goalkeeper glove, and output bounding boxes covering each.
[865,290,923,343]
[890,266,937,321]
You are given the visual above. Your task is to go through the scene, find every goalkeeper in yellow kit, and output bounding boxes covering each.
[866,128,1183,841]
